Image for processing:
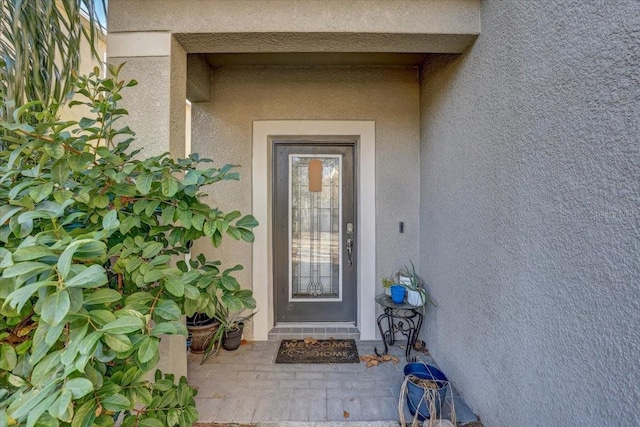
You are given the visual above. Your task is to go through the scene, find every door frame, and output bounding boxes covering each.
[252,121,376,340]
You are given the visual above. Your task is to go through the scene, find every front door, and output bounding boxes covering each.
[273,142,356,323]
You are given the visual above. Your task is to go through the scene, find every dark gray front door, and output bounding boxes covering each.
[273,142,356,322]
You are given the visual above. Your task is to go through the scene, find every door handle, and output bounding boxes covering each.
[346,238,353,267]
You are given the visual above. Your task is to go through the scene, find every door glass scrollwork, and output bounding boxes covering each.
[289,155,342,301]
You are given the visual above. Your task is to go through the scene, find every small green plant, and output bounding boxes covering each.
[382,277,394,288]
[203,305,257,361]
[0,65,257,426]
[398,261,436,308]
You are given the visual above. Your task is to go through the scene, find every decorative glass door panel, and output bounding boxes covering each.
[289,155,342,301]
[273,143,356,323]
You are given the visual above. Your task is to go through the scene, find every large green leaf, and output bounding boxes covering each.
[102,209,120,231]
[48,389,72,420]
[65,265,107,288]
[30,351,63,387]
[58,239,97,279]
[143,268,164,284]
[51,159,70,185]
[220,275,239,291]
[7,383,57,421]
[235,289,257,310]
[101,394,131,412]
[136,174,153,195]
[236,215,258,228]
[203,220,216,237]
[26,390,60,427]
[151,321,187,337]
[103,334,132,353]
[0,344,17,371]
[11,246,56,262]
[138,418,165,427]
[60,323,88,366]
[100,316,144,334]
[154,299,182,321]
[141,242,163,259]
[88,310,116,326]
[161,176,179,197]
[137,336,159,364]
[29,182,54,203]
[65,377,94,399]
[78,332,103,356]
[237,226,254,242]
[68,152,95,172]
[41,289,70,325]
[3,261,52,278]
[83,289,122,305]
[164,278,185,297]
[5,280,56,312]
[71,399,97,427]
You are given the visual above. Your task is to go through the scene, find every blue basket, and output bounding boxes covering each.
[403,363,449,420]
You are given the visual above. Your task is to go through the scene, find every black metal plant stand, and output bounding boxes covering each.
[374,294,424,362]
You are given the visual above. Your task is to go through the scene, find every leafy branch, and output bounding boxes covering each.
[0,65,257,426]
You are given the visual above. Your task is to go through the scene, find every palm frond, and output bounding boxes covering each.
[0,0,103,133]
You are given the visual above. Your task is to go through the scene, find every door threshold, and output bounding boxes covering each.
[275,322,356,328]
[269,323,360,341]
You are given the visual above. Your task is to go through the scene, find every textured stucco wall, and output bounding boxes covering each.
[109,37,186,159]
[58,25,106,122]
[191,66,421,337]
[108,38,188,380]
[419,1,640,425]
[107,0,479,54]
[109,0,480,35]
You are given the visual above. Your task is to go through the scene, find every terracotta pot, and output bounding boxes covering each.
[187,317,219,354]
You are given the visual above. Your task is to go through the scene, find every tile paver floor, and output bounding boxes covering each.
[188,340,479,425]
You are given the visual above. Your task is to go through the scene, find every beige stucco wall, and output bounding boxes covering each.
[108,0,479,54]
[108,37,186,159]
[191,66,421,338]
[58,20,106,122]
[109,0,480,37]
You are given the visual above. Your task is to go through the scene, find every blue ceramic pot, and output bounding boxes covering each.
[403,363,449,420]
[390,285,406,304]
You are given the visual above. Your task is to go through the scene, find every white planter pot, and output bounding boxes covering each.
[406,290,425,307]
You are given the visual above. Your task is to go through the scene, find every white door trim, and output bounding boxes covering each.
[252,120,376,340]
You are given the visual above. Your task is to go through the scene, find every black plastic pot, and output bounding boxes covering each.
[222,322,244,351]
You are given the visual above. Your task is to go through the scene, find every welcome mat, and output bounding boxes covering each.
[275,338,360,364]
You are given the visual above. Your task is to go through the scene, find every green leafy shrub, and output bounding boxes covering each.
[0,64,257,426]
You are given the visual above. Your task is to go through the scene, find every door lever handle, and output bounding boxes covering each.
[346,238,353,267]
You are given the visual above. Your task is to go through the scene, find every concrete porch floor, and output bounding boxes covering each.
[188,339,480,425]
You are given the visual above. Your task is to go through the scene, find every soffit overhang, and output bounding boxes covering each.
[109,0,481,57]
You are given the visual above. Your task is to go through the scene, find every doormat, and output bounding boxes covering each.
[275,338,360,364]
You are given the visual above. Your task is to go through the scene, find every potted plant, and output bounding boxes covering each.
[202,306,256,360]
[186,313,219,354]
[184,255,256,356]
[397,261,436,308]
[220,311,257,351]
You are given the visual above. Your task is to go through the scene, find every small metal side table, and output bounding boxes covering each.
[374,293,424,361]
